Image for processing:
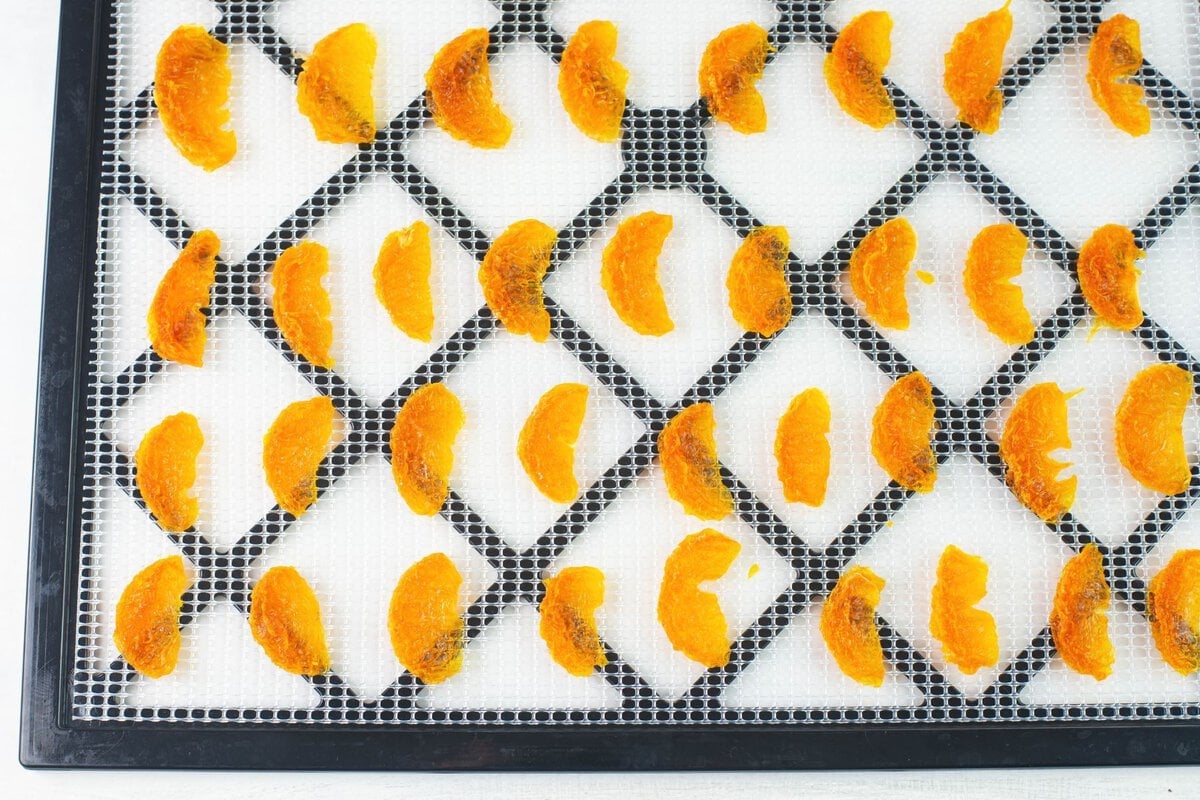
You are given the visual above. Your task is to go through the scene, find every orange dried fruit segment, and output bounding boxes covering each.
[825,11,896,128]
[659,403,733,521]
[518,382,589,504]
[820,565,886,687]
[699,22,773,134]
[774,387,831,507]
[263,396,337,518]
[154,25,236,171]
[388,553,465,684]
[849,217,917,330]
[1115,364,1193,495]
[148,229,220,366]
[426,28,513,148]
[963,223,1035,345]
[374,221,434,342]
[930,544,999,675]
[114,555,191,679]
[480,219,556,341]
[135,412,203,532]
[1050,543,1115,680]
[389,383,465,516]
[1087,14,1151,137]
[871,372,937,493]
[1000,382,1077,523]
[559,20,628,142]
[943,2,1013,134]
[271,241,335,368]
[657,529,740,668]
[601,211,675,336]
[540,566,608,677]
[249,566,330,676]
[727,225,792,337]
[1147,549,1200,676]
[1078,223,1146,332]
[297,23,377,144]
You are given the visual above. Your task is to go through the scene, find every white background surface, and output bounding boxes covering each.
[1,1,1197,796]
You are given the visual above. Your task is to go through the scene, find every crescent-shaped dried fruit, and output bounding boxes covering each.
[480,219,556,341]
[1115,364,1193,495]
[271,241,335,368]
[727,225,792,337]
[1086,14,1151,137]
[1147,549,1200,676]
[135,411,203,532]
[849,217,917,330]
[249,566,330,676]
[820,565,886,686]
[539,565,608,676]
[374,221,434,342]
[114,555,191,679]
[657,529,740,668]
[426,28,513,148]
[389,383,465,516]
[774,387,831,507]
[1000,382,1077,523]
[518,382,589,504]
[930,544,999,675]
[296,23,377,144]
[154,25,236,171]
[147,229,220,366]
[871,372,937,493]
[962,223,1035,345]
[558,20,628,143]
[1078,223,1146,332]
[262,396,337,518]
[698,22,773,134]
[1050,543,1114,680]
[659,402,733,521]
[943,2,1013,134]
[825,11,896,128]
[388,553,465,684]
[601,211,674,336]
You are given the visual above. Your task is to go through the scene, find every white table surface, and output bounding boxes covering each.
[3,2,1198,796]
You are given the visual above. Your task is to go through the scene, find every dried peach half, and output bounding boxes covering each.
[727,225,792,337]
[1000,382,1077,523]
[136,411,203,532]
[390,383,465,516]
[540,565,608,677]
[148,229,220,366]
[1087,14,1151,137]
[930,544,999,675]
[825,11,896,129]
[601,211,674,336]
[114,555,191,679]
[657,529,740,668]
[263,396,337,518]
[659,403,733,521]
[154,25,236,171]
[963,223,1035,345]
[1050,543,1114,680]
[480,219,556,341]
[943,2,1013,134]
[249,566,330,676]
[699,22,773,134]
[775,388,831,507]
[271,241,334,368]
[559,20,628,142]
[297,23,377,144]
[374,221,434,342]
[426,28,513,148]
[820,566,886,687]
[388,553,465,684]
[1147,549,1200,676]
[849,217,917,330]
[518,382,589,504]
[1078,223,1146,331]
[1115,364,1193,495]
[871,372,937,493]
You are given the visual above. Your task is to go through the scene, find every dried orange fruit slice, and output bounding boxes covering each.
[374,221,434,342]
[559,20,628,142]
[1050,543,1114,680]
[271,241,334,368]
[1115,364,1193,495]
[135,412,202,532]
[262,396,337,518]
[825,11,896,129]
[774,388,831,507]
[1148,549,1200,676]
[820,565,886,686]
[601,211,674,336]
[871,372,937,493]
[480,219,556,341]
[389,383,465,516]
[114,555,191,679]
[659,403,733,521]
[388,553,465,684]
[943,2,1013,134]
[147,229,220,366]
[1087,14,1151,137]
[849,217,917,330]
[963,223,1035,345]
[1000,382,1077,523]
[930,544,999,675]
[539,565,608,676]
[426,28,513,148]
[699,22,773,134]
[657,529,740,668]
[296,23,377,144]
[518,382,589,504]
[249,566,330,676]
[1078,223,1146,332]
[727,225,792,337]
[154,25,236,171]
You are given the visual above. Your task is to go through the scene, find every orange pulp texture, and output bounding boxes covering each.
[1078,223,1146,331]
[113,555,191,679]
[774,388,831,507]
[539,566,608,676]
[558,20,628,142]
[249,566,330,676]
[825,11,896,128]
[819,565,887,687]
[426,28,513,148]
[262,395,337,518]
[943,2,1013,134]
[389,383,465,516]
[135,412,203,532]
[657,529,740,668]
[698,22,773,134]
[659,403,733,521]
[517,382,589,504]
[271,241,335,368]
[154,25,236,171]
[1087,14,1151,137]
[601,211,675,336]
[963,222,1035,345]
[374,221,435,342]
[148,229,220,366]
[296,23,377,144]
[930,544,1000,675]
[388,552,466,684]
[727,225,792,337]
[1115,364,1193,496]
[1000,382,1077,523]
[1050,543,1115,680]
[871,372,937,493]
[480,219,556,341]
[1148,549,1200,676]
[849,217,918,330]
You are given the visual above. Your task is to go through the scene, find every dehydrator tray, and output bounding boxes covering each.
[20,0,1200,769]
